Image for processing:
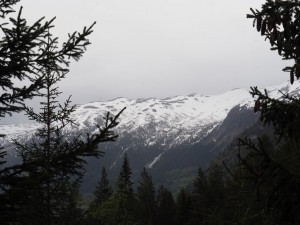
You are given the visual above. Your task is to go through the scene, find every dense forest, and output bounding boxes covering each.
[83,153,293,225]
[1,0,300,224]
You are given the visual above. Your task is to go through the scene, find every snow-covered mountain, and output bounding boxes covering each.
[72,88,251,148]
[1,80,300,193]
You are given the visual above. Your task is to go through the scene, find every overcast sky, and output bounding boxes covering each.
[17,0,288,104]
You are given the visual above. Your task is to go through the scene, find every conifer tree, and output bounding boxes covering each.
[58,182,84,225]
[176,188,192,225]
[86,167,112,225]
[0,0,96,118]
[0,0,92,184]
[93,167,112,208]
[235,1,300,224]
[206,163,226,225]
[11,32,123,224]
[86,155,136,225]
[136,168,156,225]
[0,1,124,224]
[156,185,176,225]
[190,167,208,224]
[117,153,134,196]
[114,153,136,225]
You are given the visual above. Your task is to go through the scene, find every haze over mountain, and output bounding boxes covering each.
[1,81,300,193]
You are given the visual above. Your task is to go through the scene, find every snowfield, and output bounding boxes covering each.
[1,80,300,150]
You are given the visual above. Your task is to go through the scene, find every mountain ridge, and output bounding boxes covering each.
[1,80,300,193]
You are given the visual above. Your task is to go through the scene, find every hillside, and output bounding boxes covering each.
[1,81,300,193]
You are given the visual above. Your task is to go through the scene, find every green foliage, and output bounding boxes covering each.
[85,160,280,225]
[89,198,117,225]
[86,167,113,224]
[87,155,136,225]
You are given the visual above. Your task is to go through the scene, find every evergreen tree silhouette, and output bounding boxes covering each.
[93,167,113,208]
[114,153,136,225]
[136,168,156,225]
[235,1,300,224]
[0,1,124,224]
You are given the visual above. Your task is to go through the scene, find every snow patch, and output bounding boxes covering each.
[1,81,299,150]
[147,153,164,168]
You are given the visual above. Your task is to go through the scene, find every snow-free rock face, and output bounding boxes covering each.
[1,80,300,193]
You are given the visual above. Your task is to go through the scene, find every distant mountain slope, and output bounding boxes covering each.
[1,81,300,193]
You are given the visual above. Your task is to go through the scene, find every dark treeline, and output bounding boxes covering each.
[85,154,231,225]
[82,145,300,225]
